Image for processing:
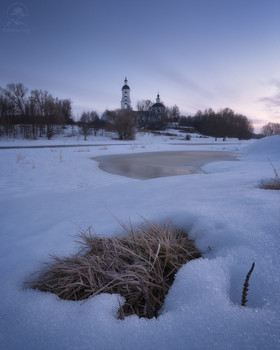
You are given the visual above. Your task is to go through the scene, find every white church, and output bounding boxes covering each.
[103,77,166,129]
[120,77,132,109]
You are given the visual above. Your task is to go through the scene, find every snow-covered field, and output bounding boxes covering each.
[0,130,279,350]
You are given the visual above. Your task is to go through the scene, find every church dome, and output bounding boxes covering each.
[151,94,164,109]
[122,77,130,90]
[152,102,164,108]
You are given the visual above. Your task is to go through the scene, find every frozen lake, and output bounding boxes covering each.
[93,151,240,179]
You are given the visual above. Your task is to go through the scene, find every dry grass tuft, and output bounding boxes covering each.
[27,221,201,319]
[261,161,280,190]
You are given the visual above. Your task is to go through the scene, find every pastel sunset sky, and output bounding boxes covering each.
[1,0,280,132]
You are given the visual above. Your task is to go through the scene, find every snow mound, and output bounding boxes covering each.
[244,135,280,161]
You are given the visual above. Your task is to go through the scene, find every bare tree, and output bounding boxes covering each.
[0,86,17,137]
[136,100,153,112]
[5,83,28,122]
[166,105,180,123]
[79,111,99,140]
[55,98,73,124]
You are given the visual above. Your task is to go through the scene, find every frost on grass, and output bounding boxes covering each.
[27,221,201,319]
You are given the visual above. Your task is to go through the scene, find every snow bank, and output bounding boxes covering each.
[244,135,280,160]
[0,135,279,349]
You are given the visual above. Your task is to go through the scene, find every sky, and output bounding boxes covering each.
[1,0,280,132]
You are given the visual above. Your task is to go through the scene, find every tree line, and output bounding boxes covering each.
[1,82,260,141]
[179,108,253,139]
[261,122,280,136]
[0,83,73,139]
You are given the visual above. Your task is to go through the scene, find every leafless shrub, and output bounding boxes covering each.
[113,109,136,140]
[26,221,201,319]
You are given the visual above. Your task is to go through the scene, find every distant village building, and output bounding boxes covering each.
[102,77,166,129]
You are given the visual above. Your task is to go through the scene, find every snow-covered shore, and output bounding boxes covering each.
[0,131,279,349]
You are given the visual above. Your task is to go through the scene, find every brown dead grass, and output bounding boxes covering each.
[261,162,280,190]
[27,221,201,319]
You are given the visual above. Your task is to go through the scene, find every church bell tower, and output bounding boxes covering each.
[121,77,131,109]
